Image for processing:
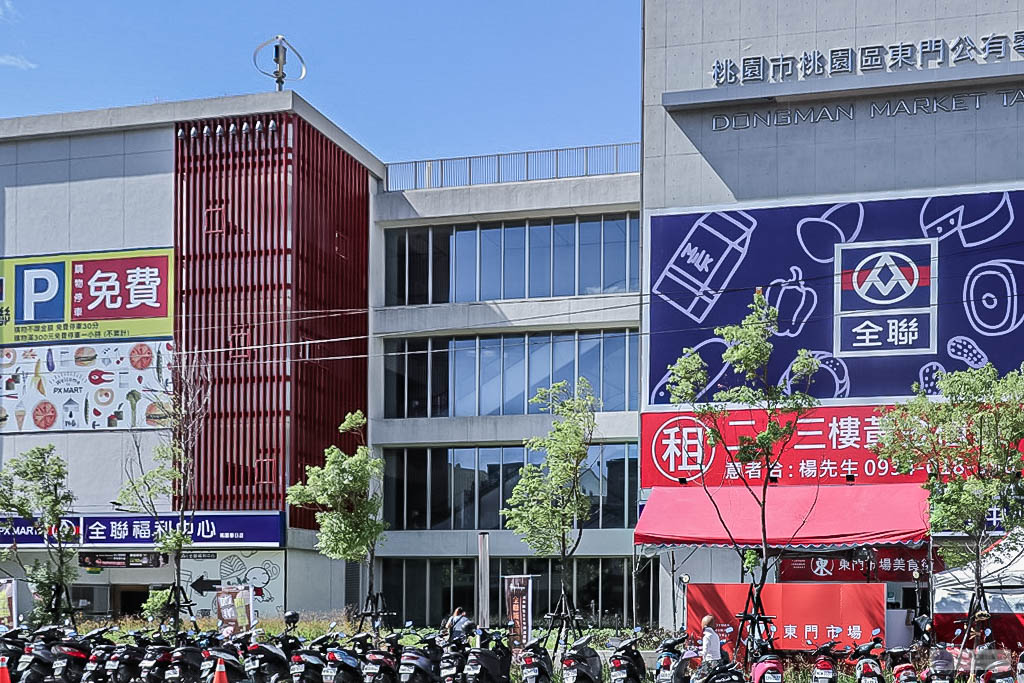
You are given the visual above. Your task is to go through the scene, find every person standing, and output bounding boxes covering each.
[696,614,721,680]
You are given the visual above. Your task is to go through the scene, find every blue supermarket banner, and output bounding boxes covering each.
[649,190,1024,405]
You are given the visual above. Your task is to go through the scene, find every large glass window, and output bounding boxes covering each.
[380,556,656,628]
[529,219,551,298]
[407,339,428,418]
[432,227,452,304]
[553,218,576,296]
[384,213,639,305]
[479,338,502,416]
[385,443,637,533]
[578,217,602,295]
[385,330,636,418]
[527,334,550,415]
[480,224,502,301]
[503,223,526,299]
[603,215,627,293]
[453,339,477,417]
[430,448,451,530]
[385,230,406,306]
[502,336,526,415]
[452,448,476,530]
[478,448,501,530]
[406,449,428,530]
[408,229,430,305]
[454,226,477,303]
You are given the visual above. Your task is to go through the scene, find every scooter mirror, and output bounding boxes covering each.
[635,626,643,633]
[405,621,413,628]
[328,621,338,631]
[770,625,777,633]
[725,627,734,634]
[806,639,813,646]
[475,629,483,636]
[985,629,992,637]
[509,621,516,629]
[955,629,963,637]
[871,628,881,636]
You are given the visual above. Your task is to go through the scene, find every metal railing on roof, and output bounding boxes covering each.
[384,141,640,191]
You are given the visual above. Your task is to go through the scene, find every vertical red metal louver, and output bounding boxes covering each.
[174,114,369,526]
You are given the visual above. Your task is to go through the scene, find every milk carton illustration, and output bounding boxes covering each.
[653,211,756,323]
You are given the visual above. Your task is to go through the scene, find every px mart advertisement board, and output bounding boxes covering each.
[686,583,885,652]
[0,248,173,345]
[648,190,1024,407]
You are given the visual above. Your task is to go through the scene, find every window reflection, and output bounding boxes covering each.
[478,338,502,416]
[502,336,526,415]
[581,445,601,529]
[452,339,477,417]
[478,447,501,530]
[384,213,639,306]
[527,334,550,415]
[452,448,476,530]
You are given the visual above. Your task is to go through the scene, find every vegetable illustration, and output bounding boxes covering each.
[45,349,55,372]
[156,348,163,385]
[764,265,817,337]
[84,398,90,424]
[31,359,45,395]
[126,389,142,426]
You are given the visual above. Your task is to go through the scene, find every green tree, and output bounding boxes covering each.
[286,410,387,608]
[0,445,78,625]
[117,350,209,638]
[502,378,598,632]
[875,363,1024,624]
[666,293,820,609]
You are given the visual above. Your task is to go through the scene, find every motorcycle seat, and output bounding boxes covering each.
[758,655,780,662]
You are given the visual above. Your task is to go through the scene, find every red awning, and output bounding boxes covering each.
[634,482,929,549]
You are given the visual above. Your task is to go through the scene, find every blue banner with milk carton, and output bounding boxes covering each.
[648,190,1024,405]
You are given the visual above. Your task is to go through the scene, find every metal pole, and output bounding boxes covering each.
[478,532,490,626]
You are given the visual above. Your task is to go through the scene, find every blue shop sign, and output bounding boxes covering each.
[0,518,80,547]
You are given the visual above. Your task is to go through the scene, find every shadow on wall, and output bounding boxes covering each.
[663,83,1024,204]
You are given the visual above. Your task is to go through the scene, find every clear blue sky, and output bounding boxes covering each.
[0,1,641,162]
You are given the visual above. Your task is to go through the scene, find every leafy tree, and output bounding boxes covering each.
[875,363,1024,626]
[0,445,78,625]
[286,410,387,608]
[118,350,209,638]
[503,378,598,634]
[666,293,820,612]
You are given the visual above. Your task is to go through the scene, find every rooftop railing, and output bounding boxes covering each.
[385,141,640,191]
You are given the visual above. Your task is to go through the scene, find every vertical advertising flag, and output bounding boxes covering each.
[214,585,254,637]
[504,576,532,653]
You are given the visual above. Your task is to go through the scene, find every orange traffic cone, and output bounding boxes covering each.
[0,655,12,683]
[213,659,228,683]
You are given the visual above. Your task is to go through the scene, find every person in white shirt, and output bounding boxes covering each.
[696,614,722,679]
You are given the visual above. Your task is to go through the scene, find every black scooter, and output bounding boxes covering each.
[464,629,511,683]
[53,626,118,683]
[323,634,368,683]
[17,625,66,683]
[289,622,341,683]
[608,628,646,683]
[438,633,470,683]
[653,635,697,683]
[363,627,405,683]
[246,612,303,683]
[0,626,27,683]
[398,633,442,683]
[561,635,602,683]
[519,635,553,683]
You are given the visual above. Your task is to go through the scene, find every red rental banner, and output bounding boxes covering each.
[686,583,886,653]
[641,405,933,488]
[778,547,943,583]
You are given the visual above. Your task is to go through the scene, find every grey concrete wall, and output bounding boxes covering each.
[285,548,349,613]
[644,0,1024,210]
[0,126,174,511]
[377,528,634,558]
[375,173,639,226]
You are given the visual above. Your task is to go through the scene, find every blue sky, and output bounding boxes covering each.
[0,1,641,162]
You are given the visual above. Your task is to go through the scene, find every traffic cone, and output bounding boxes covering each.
[0,655,12,683]
[213,659,228,683]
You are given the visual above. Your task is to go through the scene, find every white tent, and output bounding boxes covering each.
[934,534,1024,614]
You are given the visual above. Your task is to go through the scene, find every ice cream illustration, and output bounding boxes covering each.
[920,191,1013,247]
[14,400,25,430]
[652,211,756,324]
[963,259,1024,337]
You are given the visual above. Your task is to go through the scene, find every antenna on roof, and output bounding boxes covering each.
[253,35,307,91]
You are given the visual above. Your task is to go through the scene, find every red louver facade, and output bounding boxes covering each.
[174,113,369,528]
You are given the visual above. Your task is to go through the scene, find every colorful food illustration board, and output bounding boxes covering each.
[0,340,172,432]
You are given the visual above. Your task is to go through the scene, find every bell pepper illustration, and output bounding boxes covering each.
[764,266,817,337]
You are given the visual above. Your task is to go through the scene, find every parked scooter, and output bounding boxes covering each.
[464,628,511,683]
[398,632,442,683]
[17,624,67,683]
[363,624,406,683]
[607,628,646,683]
[742,616,782,683]
[519,635,554,683]
[808,639,845,683]
[323,634,368,683]
[0,626,29,683]
[289,621,341,683]
[885,645,919,683]
[246,612,302,683]
[560,635,602,683]
[438,633,470,683]
[849,632,885,683]
[653,635,698,683]
[52,626,118,683]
